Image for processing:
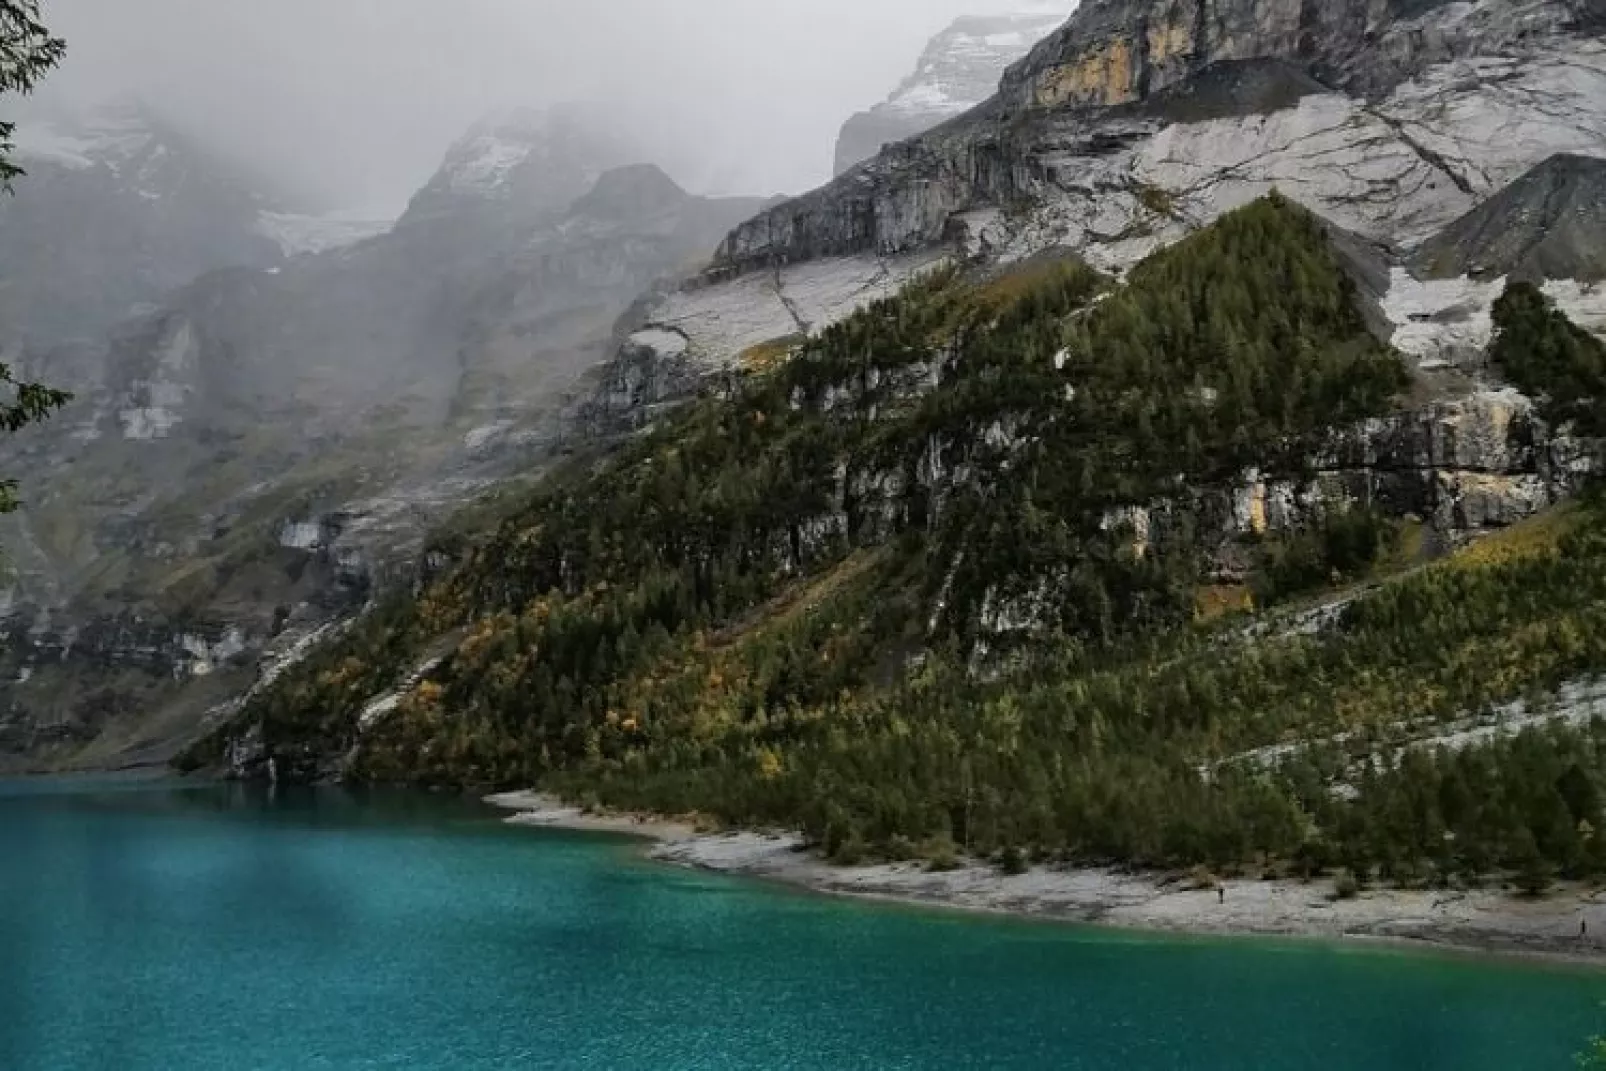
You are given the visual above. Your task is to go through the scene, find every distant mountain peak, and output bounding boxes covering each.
[885,8,1072,116]
[833,7,1073,175]
[437,107,565,195]
[401,104,632,225]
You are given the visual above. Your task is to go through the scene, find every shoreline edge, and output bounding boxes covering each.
[486,790,1606,966]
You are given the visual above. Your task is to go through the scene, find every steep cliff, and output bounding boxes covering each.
[833,8,1073,176]
[996,0,1587,110]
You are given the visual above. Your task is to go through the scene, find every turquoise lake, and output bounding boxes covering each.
[3,779,1604,1070]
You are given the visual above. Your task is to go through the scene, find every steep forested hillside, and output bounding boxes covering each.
[190,196,1606,887]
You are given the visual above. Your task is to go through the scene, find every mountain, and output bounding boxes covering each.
[188,195,1606,887]
[1412,153,1606,283]
[720,0,1606,279]
[178,0,1606,891]
[0,100,289,350]
[398,106,633,228]
[0,107,766,772]
[833,8,1073,176]
[1383,153,1606,373]
[599,0,1606,421]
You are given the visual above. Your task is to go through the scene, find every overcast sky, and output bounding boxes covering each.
[29,0,1058,215]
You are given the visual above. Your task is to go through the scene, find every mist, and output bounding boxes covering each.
[28,0,1053,215]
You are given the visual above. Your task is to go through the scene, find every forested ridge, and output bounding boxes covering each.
[185,195,1606,890]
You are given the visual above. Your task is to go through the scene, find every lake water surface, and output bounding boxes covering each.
[2,778,1603,1070]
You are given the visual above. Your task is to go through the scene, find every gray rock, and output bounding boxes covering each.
[997,0,1584,111]
[711,1,1606,280]
[1412,153,1606,282]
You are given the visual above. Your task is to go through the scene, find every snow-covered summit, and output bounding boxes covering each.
[834,6,1074,174]
[436,107,555,195]
[885,7,1072,117]
[9,98,279,218]
[402,105,631,225]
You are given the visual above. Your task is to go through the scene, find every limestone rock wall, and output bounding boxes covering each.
[709,1,1606,281]
[998,0,1588,111]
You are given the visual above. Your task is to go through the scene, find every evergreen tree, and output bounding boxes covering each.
[0,1,70,510]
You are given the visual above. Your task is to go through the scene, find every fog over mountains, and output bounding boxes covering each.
[27,0,1048,212]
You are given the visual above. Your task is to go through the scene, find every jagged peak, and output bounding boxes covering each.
[401,102,631,224]
[428,106,585,196]
[834,6,1073,175]
[884,7,1073,116]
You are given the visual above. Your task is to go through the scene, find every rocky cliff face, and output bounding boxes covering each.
[996,0,1591,110]
[1220,389,1594,564]
[0,107,765,771]
[833,8,1073,176]
[716,0,1606,279]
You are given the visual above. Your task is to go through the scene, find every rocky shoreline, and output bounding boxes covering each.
[487,791,1606,965]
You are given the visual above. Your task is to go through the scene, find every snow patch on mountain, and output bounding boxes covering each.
[632,252,949,376]
[401,105,630,224]
[1548,280,1606,336]
[433,107,586,195]
[443,134,532,194]
[834,6,1074,174]
[256,211,393,257]
[1382,269,1506,370]
[883,7,1072,117]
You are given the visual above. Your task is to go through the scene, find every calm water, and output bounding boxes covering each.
[2,779,1603,1070]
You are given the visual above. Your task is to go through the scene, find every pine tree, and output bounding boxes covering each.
[1511,828,1555,898]
[0,0,71,511]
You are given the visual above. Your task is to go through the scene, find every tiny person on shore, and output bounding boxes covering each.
[1218,884,1226,905]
